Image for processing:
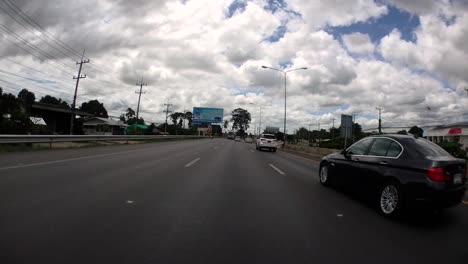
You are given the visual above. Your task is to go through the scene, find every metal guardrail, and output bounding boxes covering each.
[0,135,205,144]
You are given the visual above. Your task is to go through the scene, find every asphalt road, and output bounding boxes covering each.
[1,139,467,264]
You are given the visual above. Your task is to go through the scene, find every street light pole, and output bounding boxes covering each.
[250,102,271,136]
[261,65,307,148]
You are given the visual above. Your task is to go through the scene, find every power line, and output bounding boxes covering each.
[0,25,76,73]
[0,71,72,95]
[1,0,83,59]
[0,1,125,82]
[0,1,77,61]
[0,55,74,84]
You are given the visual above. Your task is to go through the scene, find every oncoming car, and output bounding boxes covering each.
[319,135,466,217]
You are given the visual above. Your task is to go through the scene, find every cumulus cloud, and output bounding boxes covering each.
[342,32,375,54]
[0,0,466,132]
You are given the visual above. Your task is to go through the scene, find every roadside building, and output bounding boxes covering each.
[83,117,128,135]
[425,121,468,151]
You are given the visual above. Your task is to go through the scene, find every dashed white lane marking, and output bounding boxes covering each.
[337,213,344,217]
[184,158,201,168]
[269,164,286,175]
[126,200,134,204]
[250,149,255,153]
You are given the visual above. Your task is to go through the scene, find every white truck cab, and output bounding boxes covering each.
[256,134,277,152]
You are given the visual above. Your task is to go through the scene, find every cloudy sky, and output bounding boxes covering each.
[1,0,467,133]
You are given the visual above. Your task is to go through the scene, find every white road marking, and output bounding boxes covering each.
[126,200,134,204]
[337,214,344,217]
[269,164,286,175]
[250,149,255,153]
[0,147,157,171]
[184,158,201,168]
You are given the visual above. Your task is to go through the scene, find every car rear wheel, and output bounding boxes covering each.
[379,181,403,217]
[319,164,331,186]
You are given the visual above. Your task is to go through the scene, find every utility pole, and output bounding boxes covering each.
[164,103,173,133]
[69,49,89,135]
[317,121,321,148]
[308,124,311,144]
[331,118,336,140]
[376,107,383,135]
[352,114,356,142]
[135,77,147,123]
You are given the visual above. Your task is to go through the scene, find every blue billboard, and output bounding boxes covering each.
[192,107,224,124]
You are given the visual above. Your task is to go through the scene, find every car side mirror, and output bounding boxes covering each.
[342,149,350,157]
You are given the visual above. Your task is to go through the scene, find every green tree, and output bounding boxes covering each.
[352,123,363,140]
[125,108,135,120]
[17,89,36,106]
[39,95,69,108]
[184,111,193,127]
[223,120,229,130]
[408,126,423,137]
[230,108,251,134]
[80,100,108,118]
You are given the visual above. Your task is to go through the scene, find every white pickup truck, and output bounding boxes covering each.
[256,134,277,152]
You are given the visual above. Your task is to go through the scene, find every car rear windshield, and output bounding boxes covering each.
[405,138,451,157]
[262,135,276,139]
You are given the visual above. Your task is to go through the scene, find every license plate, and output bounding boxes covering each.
[453,173,462,184]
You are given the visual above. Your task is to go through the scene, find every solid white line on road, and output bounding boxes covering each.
[184,158,201,168]
[0,147,158,171]
[278,149,320,164]
[269,164,286,175]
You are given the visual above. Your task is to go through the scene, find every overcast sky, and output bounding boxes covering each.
[1,0,467,133]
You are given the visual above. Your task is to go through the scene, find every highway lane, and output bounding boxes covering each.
[0,138,467,264]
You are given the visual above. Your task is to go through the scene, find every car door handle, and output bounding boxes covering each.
[379,161,388,165]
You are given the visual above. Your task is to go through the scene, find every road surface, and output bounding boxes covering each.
[1,139,467,264]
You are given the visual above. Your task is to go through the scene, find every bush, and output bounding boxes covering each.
[438,141,467,159]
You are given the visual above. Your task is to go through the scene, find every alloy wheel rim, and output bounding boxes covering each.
[380,185,399,214]
[320,166,328,183]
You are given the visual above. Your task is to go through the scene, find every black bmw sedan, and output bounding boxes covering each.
[319,135,466,217]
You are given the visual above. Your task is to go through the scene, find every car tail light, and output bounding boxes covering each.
[427,167,450,182]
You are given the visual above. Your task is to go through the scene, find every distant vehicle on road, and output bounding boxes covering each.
[319,135,466,217]
[256,134,277,152]
[245,137,253,143]
[235,136,241,142]
[227,132,235,140]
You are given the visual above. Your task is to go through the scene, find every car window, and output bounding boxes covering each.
[405,138,451,157]
[262,135,276,139]
[347,138,373,155]
[368,138,392,157]
[386,141,402,157]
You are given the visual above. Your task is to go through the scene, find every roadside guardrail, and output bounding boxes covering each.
[0,135,205,146]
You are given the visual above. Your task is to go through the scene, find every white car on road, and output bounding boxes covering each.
[256,134,277,152]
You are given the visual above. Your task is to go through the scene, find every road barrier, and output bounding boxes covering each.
[0,135,205,145]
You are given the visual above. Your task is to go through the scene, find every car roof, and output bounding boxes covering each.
[367,134,418,140]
